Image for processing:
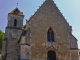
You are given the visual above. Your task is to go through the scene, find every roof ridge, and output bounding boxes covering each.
[27,0,70,28]
[28,0,56,22]
[28,0,47,22]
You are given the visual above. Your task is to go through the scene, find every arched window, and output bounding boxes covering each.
[14,19,17,26]
[47,27,54,42]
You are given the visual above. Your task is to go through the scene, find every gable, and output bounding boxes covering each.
[26,0,73,44]
[28,0,71,32]
[8,8,24,16]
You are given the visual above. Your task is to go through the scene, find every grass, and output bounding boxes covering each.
[0,54,1,57]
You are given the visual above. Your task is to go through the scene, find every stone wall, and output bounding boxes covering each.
[7,14,24,28]
[2,28,23,60]
[20,28,30,60]
[20,45,30,60]
[2,0,78,60]
[70,50,79,60]
[25,0,79,60]
[70,35,78,48]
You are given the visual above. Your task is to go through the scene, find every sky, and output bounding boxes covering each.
[0,0,80,49]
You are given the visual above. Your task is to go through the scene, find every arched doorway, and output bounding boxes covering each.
[47,51,56,60]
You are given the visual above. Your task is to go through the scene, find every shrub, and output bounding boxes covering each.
[0,30,5,54]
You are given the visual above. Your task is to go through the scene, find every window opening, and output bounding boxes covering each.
[14,19,17,26]
[47,27,54,42]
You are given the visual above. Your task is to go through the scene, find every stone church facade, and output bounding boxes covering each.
[1,0,79,60]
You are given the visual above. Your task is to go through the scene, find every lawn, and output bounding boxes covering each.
[0,54,1,57]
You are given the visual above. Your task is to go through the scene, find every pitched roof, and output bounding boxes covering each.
[28,15,33,21]
[8,8,24,16]
[28,0,62,22]
[22,25,26,30]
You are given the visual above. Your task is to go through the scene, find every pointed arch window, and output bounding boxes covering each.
[14,19,17,26]
[47,27,54,42]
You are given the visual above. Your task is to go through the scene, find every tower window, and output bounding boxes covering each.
[14,19,17,26]
[47,27,54,42]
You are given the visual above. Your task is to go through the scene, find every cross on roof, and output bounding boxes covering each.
[16,3,18,7]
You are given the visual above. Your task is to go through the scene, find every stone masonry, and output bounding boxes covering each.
[1,0,79,60]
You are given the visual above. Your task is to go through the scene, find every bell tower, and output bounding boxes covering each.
[2,8,24,60]
[7,8,24,28]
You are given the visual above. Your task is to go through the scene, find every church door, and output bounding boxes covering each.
[47,51,56,60]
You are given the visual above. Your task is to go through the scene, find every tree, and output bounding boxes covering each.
[0,30,5,54]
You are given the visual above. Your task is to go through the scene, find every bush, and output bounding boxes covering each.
[0,30,5,54]
[0,50,1,54]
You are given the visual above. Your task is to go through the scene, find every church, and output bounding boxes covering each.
[1,0,79,60]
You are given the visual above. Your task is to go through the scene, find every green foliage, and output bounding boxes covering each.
[0,49,2,54]
[0,30,5,54]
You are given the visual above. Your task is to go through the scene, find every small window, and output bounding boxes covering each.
[14,19,17,26]
[47,27,54,42]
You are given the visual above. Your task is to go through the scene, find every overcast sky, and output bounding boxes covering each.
[0,0,80,49]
